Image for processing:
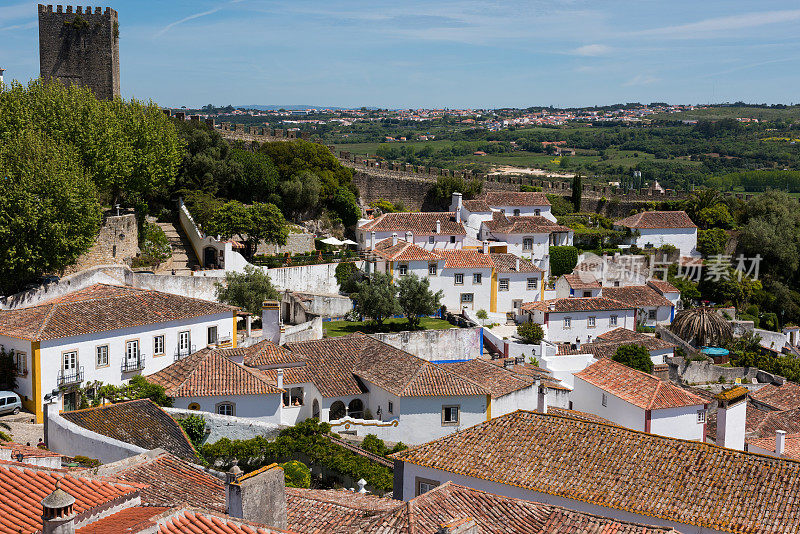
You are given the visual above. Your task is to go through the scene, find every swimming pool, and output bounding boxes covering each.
[701,346,730,356]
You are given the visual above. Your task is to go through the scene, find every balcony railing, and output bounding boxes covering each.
[174,345,196,361]
[57,367,83,387]
[121,354,145,372]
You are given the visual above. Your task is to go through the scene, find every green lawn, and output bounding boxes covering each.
[323,317,454,337]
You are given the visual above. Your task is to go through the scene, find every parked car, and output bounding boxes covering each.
[0,392,21,415]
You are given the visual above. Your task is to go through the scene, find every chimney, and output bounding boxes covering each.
[482,241,489,254]
[516,258,520,271]
[715,387,748,450]
[276,368,284,391]
[262,300,281,344]
[246,315,252,338]
[437,518,478,534]
[776,430,787,457]
[537,384,548,414]
[370,231,376,250]
[226,462,287,530]
[405,231,413,242]
[436,220,441,234]
[574,338,581,351]
[357,478,367,494]
[41,478,76,534]
[392,233,398,246]
[451,191,463,214]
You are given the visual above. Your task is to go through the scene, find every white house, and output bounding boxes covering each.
[146,346,283,422]
[614,211,699,257]
[479,212,572,270]
[0,284,237,422]
[489,253,544,317]
[521,297,637,344]
[390,410,800,534]
[435,249,495,313]
[571,358,708,441]
[357,212,466,251]
[602,284,677,326]
[451,191,556,238]
[554,273,602,299]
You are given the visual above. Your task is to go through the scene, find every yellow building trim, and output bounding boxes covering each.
[489,269,498,313]
[486,394,492,421]
[32,341,42,424]
[232,311,238,348]
[541,274,545,301]
[389,261,394,280]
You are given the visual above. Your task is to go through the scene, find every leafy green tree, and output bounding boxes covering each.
[182,190,224,230]
[330,187,362,227]
[395,274,443,330]
[260,140,353,198]
[428,175,482,209]
[100,375,173,406]
[335,262,360,294]
[697,204,733,229]
[280,460,311,488]
[229,148,279,201]
[697,228,729,257]
[699,269,761,308]
[546,194,575,216]
[361,434,388,456]
[476,309,488,326]
[248,202,288,249]
[205,201,252,239]
[355,273,399,326]
[0,131,101,294]
[549,246,579,277]
[178,414,207,447]
[612,344,654,374]
[738,191,800,286]
[279,171,322,220]
[684,188,723,223]
[517,322,544,344]
[216,265,280,316]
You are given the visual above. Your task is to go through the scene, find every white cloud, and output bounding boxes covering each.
[636,10,800,38]
[155,0,245,38]
[572,44,611,56]
[623,74,659,86]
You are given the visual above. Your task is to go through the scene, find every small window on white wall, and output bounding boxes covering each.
[563,317,572,329]
[388,401,394,414]
[587,316,596,328]
[216,402,235,416]
[697,410,706,424]
[610,315,618,326]
[527,278,538,290]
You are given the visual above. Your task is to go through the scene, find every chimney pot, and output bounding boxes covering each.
[357,478,367,493]
[777,430,787,456]
[391,233,398,246]
[277,368,284,392]
[370,231,376,250]
[516,258,520,271]
[436,220,441,234]
[41,478,76,534]
[482,241,489,254]
[405,231,413,242]
[537,384,549,414]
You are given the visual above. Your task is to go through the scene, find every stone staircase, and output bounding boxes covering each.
[156,221,198,275]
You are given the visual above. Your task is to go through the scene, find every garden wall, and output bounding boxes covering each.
[165,408,284,444]
[370,326,483,361]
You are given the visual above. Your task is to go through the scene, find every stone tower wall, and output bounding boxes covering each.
[38,4,120,100]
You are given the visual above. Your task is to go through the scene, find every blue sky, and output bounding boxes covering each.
[2,0,800,108]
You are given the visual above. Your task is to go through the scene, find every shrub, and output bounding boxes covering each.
[517,322,544,344]
[138,221,171,265]
[73,455,100,468]
[178,414,207,447]
[335,262,360,294]
[612,344,654,374]
[361,434,388,456]
[549,246,579,277]
[280,460,311,488]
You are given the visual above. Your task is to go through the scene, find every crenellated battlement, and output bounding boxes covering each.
[38,5,117,17]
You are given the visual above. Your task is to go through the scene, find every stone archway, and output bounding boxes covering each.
[312,399,320,420]
[347,398,364,419]
[329,400,346,421]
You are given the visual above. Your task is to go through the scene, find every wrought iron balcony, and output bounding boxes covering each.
[174,345,196,361]
[57,367,83,387]
[121,355,145,372]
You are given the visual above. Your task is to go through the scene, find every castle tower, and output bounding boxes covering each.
[38,5,120,100]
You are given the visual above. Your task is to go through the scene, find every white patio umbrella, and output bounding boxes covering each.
[341,239,358,246]
[320,236,345,246]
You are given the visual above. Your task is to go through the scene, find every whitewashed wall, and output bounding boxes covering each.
[571,378,646,431]
[533,309,636,344]
[650,405,705,441]
[624,228,698,257]
[171,394,281,424]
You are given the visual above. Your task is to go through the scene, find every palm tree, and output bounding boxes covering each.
[670,307,732,347]
[684,188,723,223]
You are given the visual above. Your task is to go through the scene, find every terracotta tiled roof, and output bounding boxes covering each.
[437,249,494,269]
[749,432,800,460]
[286,482,678,534]
[481,191,551,207]
[574,358,704,410]
[488,253,543,273]
[286,334,487,398]
[557,330,675,359]
[233,339,304,368]
[561,273,600,289]
[359,212,465,235]
[391,410,800,534]
[0,284,235,341]
[614,210,697,229]
[462,199,490,212]
[647,279,680,294]
[596,327,655,343]
[750,381,800,411]
[546,407,615,424]
[483,212,570,235]
[75,506,171,534]
[372,238,442,261]
[602,285,673,308]
[156,508,286,534]
[95,450,226,512]
[437,359,536,397]
[706,402,800,443]
[61,399,199,460]
[0,462,139,534]
[0,441,61,459]
[522,297,633,313]
[146,348,283,398]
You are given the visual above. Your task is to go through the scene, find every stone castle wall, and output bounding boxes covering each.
[62,212,138,275]
[38,5,120,100]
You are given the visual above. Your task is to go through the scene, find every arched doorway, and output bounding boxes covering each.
[348,398,364,419]
[203,246,217,268]
[312,399,320,420]
[329,401,346,421]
